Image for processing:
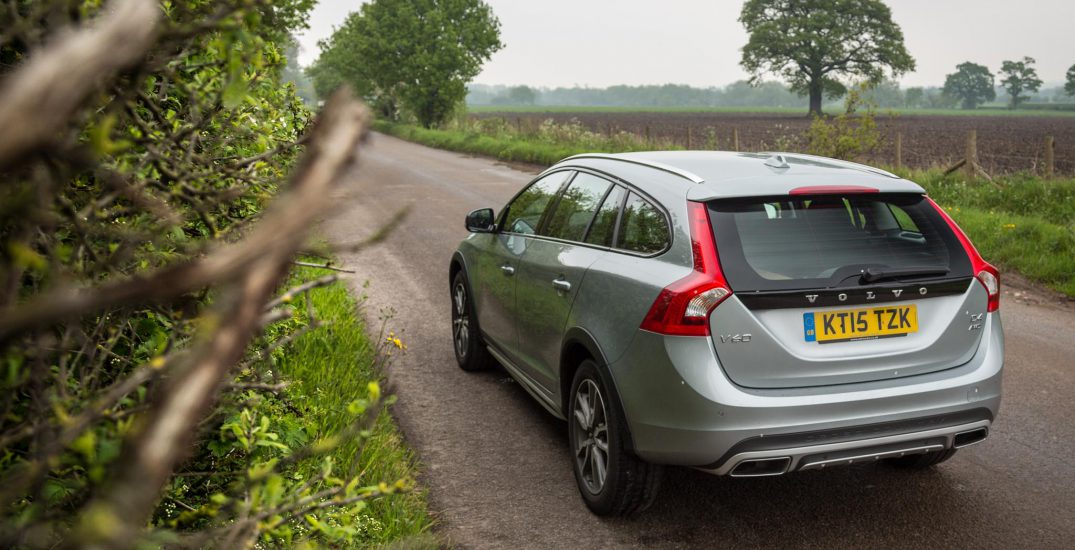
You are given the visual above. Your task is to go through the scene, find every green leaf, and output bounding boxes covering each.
[7,242,47,271]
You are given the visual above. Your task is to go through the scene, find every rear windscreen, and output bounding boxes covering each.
[709,194,972,292]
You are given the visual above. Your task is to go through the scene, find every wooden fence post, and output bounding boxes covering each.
[964,130,977,180]
[1044,136,1055,178]
[644,125,651,145]
[606,123,613,139]
[895,133,903,170]
[515,117,522,134]
[687,126,693,150]
[732,128,740,152]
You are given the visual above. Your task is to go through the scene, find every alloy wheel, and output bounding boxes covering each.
[573,379,610,494]
[452,282,469,359]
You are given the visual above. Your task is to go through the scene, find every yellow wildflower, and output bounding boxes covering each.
[385,332,406,350]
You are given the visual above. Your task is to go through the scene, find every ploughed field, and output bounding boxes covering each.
[472,111,1075,175]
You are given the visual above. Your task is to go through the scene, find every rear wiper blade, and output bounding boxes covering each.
[860,266,949,283]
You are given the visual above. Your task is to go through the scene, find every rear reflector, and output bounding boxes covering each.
[789,185,880,195]
[928,197,1000,312]
[640,202,731,336]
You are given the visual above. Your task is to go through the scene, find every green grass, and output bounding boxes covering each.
[276,265,434,546]
[900,169,1075,227]
[467,104,1075,118]
[933,205,1075,296]
[377,120,1075,297]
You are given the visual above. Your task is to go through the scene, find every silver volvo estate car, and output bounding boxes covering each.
[448,152,1003,516]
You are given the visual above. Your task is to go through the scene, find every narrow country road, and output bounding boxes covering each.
[320,133,1075,548]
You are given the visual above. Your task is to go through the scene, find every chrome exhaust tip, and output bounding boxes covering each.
[953,427,988,448]
[729,457,791,477]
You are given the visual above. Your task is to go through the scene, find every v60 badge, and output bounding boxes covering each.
[719,334,752,343]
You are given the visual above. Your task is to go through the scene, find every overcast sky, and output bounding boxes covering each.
[296,0,1075,88]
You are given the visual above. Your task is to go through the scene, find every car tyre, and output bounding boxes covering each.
[451,270,495,372]
[569,360,662,516]
[884,448,957,469]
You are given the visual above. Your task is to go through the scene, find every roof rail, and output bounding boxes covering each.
[558,153,706,184]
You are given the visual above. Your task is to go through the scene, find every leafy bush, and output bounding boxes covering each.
[806,84,884,160]
[0,1,426,547]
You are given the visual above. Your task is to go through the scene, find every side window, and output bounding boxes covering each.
[617,193,669,254]
[889,204,921,233]
[544,172,611,241]
[584,185,626,247]
[501,171,572,235]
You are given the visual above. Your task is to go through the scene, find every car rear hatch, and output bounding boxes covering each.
[707,192,989,389]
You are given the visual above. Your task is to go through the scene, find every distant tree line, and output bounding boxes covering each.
[469,79,1075,110]
[468,81,807,108]
[940,57,1075,110]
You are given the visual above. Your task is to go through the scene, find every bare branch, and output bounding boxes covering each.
[264,275,339,311]
[292,261,356,273]
[320,206,411,254]
[226,381,289,393]
[0,0,161,169]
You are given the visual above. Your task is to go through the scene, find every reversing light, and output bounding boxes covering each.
[640,202,731,336]
[928,197,1000,312]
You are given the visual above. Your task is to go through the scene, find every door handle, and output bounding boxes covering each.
[552,278,572,292]
[500,265,515,276]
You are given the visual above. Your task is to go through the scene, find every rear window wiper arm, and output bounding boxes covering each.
[860,266,950,284]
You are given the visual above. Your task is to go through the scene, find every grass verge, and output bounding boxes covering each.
[373,119,674,165]
[276,264,434,545]
[376,121,1075,298]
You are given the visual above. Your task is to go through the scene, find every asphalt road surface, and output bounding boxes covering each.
[321,133,1075,549]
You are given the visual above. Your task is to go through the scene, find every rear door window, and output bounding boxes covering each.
[709,193,971,291]
[584,185,626,247]
[501,171,573,235]
[617,193,669,254]
[544,172,611,241]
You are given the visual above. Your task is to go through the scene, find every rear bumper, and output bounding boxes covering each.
[609,312,1004,469]
[703,419,990,477]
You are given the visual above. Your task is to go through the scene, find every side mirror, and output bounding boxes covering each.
[465,208,496,233]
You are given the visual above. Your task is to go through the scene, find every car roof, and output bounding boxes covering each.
[554,151,925,200]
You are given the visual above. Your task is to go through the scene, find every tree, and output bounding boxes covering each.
[999,57,1043,109]
[283,39,319,105]
[739,0,915,116]
[905,87,925,108]
[1065,64,1075,96]
[862,79,906,108]
[309,0,502,127]
[943,62,996,109]
[506,85,538,104]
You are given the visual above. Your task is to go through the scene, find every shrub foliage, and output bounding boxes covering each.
[0,1,410,547]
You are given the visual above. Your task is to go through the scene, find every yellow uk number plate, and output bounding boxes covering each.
[803,305,918,344]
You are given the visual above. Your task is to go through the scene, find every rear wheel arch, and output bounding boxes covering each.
[560,328,635,451]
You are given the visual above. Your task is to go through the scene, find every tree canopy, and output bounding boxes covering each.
[1065,64,1075,97]
[739,0,915,116]
[999,57,1043,109]
[505,85,538,105]
[943,62,996,109]
[309,0,503,127]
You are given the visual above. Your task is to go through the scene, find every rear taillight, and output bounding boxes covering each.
[640,201,731,336]
[928,197,1000,312]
